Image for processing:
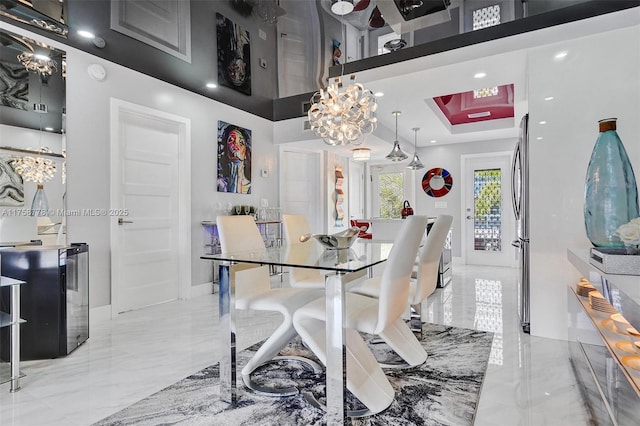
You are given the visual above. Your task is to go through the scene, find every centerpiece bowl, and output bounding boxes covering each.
[300,227,360,250]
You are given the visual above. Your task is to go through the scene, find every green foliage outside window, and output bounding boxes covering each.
[380,173,403,218]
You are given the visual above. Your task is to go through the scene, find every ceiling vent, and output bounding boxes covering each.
[377,0,451,34]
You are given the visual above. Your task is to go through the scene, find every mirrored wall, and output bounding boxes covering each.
[0,26,66,245]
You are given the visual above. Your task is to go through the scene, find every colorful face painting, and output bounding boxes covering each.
[216,13,251,95]
[217,121,252,194]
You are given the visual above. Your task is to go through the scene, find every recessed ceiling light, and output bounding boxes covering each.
[44,127,54,131]
[206,82,218,89]
[536,136,543,140]
[554,51,568,60]
[430,140,437,144]
[78,30,96,39]
[374,92,384,97]
[473,72,487,79]
[539,120,547,125]
[544,96,554,101]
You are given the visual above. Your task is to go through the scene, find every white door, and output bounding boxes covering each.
[462,153,515,267]
[110,99,191,314]
[344,23,362,63]
[277,0,321,97]
[349,160,365,220]
[280,148,322,233]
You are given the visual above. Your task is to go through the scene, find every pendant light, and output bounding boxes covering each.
[385,111,408,161]
[407,127,425,170]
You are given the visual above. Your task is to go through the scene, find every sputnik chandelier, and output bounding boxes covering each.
[11,147,57,183]
[307,75,378,146]
[17,52,58,83]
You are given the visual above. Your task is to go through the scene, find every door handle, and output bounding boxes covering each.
[466,215,473,220]
[118,218,133,225]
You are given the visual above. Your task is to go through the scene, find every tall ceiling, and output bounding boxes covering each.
[282,4,639,161]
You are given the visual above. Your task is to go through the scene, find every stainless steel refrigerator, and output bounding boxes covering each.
[511,114,530,333]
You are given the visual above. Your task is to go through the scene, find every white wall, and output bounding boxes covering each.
[412,138,516,258]
[528,25,640,340]
[0,22,280,310]
[65,54,279,308]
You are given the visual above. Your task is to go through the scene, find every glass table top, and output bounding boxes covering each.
[201,241,393,273]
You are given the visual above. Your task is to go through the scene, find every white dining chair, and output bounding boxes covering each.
[292,215,429,415]
[281,214,326,289]
[349,214,454,341]
[216,215,323,396]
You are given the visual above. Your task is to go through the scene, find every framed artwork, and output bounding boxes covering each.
[216,13,251,95]
[0,60,29,110]
[217,121,252,194]
[0,156,24,206]
[335,166,344,226]
[422,167,453,198]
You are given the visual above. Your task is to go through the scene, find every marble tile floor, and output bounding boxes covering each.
[0,264,590,426]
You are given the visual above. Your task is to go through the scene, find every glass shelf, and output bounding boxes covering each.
[570,286,640,397]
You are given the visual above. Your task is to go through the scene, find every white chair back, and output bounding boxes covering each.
[376,215,429,334]
[216,215,269,297]
[217,215,265,252]
[410,215,453,305]
[282,214,311,244]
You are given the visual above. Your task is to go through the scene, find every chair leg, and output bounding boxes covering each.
[378,318,427,367]
[410,303,423,340]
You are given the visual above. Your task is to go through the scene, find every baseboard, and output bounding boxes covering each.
[90,304,112,323]
[192,281,215,297]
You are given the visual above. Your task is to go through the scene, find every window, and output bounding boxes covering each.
[379,172,404,218]
[472,5,501,31]
[473,168,502,251]
[371,165,408,219]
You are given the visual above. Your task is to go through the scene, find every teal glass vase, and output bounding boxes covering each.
[30,184,50,216]
[584,118,639,248]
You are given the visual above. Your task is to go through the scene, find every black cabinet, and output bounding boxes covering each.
[0,244,89,360]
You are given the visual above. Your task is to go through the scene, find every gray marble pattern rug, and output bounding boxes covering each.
[94,323,493,425]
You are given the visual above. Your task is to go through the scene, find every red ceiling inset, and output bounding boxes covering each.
[433,84,514,125]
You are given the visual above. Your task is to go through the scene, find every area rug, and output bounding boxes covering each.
[94,323,493,426]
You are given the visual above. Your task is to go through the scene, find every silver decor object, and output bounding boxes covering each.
[300,227,360,250]
[590,248,640,275]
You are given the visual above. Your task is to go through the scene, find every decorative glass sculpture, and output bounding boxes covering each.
[31,184,50,216]
[584,118,639,247]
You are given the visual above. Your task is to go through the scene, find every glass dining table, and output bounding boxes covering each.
[201,240,392,424]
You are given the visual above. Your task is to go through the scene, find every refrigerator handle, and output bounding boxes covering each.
[511,142,521,220]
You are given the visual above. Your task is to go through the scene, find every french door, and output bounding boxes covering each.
[462,153,515,267]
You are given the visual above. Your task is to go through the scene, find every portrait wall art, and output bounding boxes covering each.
[216,13,251,95]
[217,121,252,194]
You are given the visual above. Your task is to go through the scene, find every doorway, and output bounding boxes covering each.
[461,152,515,267]
[276,0,321,97]
[110,99,191,314]
[280,148,322,233]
